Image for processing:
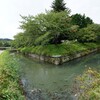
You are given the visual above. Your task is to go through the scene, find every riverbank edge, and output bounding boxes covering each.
[0,51,26,100]
[27,48,100,65]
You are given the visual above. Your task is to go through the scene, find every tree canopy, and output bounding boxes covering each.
[12,1,100,49]
[0,38,12,47]
[71,14,93,28]
[13,11,79,47]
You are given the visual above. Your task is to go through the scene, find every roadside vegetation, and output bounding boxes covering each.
[74,68,100,100]
[0,51,25,100]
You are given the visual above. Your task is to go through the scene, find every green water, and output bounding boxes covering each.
[18,52,100,94]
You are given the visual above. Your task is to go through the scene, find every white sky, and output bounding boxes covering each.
[0,0,100,39]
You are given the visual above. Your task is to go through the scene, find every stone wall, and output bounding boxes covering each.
[28,48,99,65]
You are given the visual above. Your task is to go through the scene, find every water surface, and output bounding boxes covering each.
[18,52,100,99]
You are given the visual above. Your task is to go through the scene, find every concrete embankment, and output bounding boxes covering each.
[28,48,99,65]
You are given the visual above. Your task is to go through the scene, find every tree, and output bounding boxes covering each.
[12,32,26,48]
[0,39,11,47]
[35,11,78,45]
[19,14,47,46]
[71,14,93,28]
[43,11,71,44]
[14,11,78,46]
[78,29,96,42]
[51,0,69,12]
[85,17,93,25]
[86,24,100,42]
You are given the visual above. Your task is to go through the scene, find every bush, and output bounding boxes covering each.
[77,28,97,42]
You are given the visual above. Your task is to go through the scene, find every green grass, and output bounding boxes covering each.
[0,51,25,100]
[19,41,99,56]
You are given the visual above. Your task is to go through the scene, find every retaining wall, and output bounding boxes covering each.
[28,48,99,65]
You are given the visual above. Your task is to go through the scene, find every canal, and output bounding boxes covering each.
[17,52,100,100]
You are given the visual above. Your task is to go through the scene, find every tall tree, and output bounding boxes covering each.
[35,11,78,45]
[51,0,67,12]
[71,14,93,28]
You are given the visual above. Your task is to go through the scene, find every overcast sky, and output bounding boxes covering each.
[0,0,100,39]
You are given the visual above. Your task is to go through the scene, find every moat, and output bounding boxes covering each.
[18,52,100,100]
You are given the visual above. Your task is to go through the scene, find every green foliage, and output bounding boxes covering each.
[77,24,100,43]
[74,68,100,100]
[27,41,87,56]
[12,2,99,54]
[51,0,69,12]
[13,11,98,48]
[0,39,12,47]
[41,11,75,44]
[19,41,99,56]
[83,43,99,49]
[19,14,46,46]
[71,14,93,28]
[34,32,52,45]
[14,11,79,47]
[31,44,68,56]
[78,28,97,42]
[86,24,100,42]
[14,14,45,47]
[0,51,25,100]
[12,32,26,48]
[20,46,33,54]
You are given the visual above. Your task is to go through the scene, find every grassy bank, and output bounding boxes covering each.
[74,68,100,100]
[19,41,100,56]
[0,51,25,100]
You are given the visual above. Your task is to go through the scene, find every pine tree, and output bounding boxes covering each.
[51,0,67,12]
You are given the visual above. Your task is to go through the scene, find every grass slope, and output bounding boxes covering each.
[0,51,25,100]
[20,41,100,56]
